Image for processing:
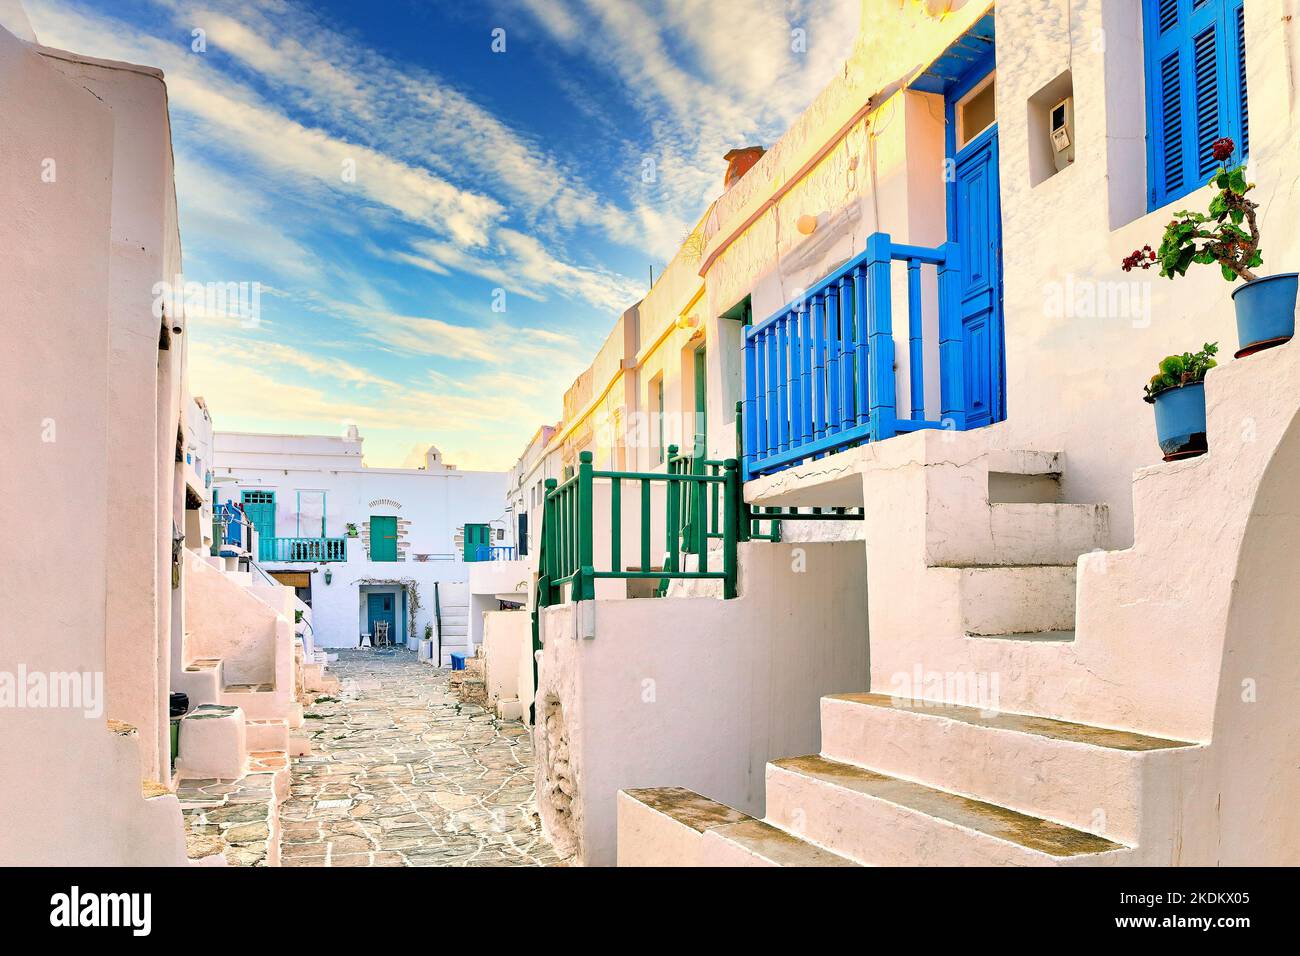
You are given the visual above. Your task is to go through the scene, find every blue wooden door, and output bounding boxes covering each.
[954,125,1005,429]
[367,592,396,642]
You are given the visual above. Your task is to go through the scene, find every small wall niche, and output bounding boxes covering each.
[1028,71,1075,187]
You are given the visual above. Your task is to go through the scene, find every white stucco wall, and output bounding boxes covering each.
[37,47,191,780]
[0,23,186,865]
[534,541,869,866]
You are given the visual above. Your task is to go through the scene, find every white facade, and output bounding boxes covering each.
[0,20,195,864]
[213,430,507,660]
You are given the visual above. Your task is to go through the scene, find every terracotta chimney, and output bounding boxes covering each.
[723,146,766,191]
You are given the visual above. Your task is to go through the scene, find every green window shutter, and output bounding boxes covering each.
[370,515,398,562]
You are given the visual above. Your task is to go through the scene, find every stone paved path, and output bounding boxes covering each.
[281,649,561,866]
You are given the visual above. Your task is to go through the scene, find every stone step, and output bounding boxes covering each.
[616,787,857,867]
[220,685,289,722]
[986,450,1063,504]
[939,502,1109,567]
[765,754,1131,866]
[245,718,288,752]
[179,657,223,706]
[968,629,1076,643]
[956,564,1076,636]
[699,817,860,867]
[985,449,1062,476]
[175,704,247,779]
[820,693,1200,845]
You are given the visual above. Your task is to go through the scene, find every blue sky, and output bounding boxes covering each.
[25,0,856,469]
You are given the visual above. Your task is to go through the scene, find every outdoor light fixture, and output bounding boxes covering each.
[797,214,819,235]
[324,568,333,585]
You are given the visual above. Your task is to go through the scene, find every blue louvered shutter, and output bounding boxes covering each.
[1144,0,1249,210]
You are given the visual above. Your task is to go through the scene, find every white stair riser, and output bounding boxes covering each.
[696,830,782,867]
[615,793,710,867]
[819,698,1194,845]
[960,565,1076,636]
[937,503,1108,567]
[245,720,288,752]
[176,709,247,779]
[764,763,1132,867]
[220,691,288,722]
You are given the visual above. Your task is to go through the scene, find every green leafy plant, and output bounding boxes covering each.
[345,522,359,537]
[1143,342,1219,402]
[424,622,433,640]
[1123,138,1262,283]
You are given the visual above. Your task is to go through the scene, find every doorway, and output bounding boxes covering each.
[947,66,1006,429]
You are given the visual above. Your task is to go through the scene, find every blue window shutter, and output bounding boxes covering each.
[1144,0,1247,210]
[1157,49,1186,201]
[1234,0,1248,155]
[1192,24,1220,178]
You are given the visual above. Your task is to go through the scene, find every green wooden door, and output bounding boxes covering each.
[370,515,398,562]
[242,490,275,561]
[693,344,707,457]
[463,523,491,561]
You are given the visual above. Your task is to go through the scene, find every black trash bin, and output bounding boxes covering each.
[169,693,189,769]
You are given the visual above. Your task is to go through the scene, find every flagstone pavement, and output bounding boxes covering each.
[280,648,562,867]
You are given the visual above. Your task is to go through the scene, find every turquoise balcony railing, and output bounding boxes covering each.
[742,232,966,480]
[259,536,347,563]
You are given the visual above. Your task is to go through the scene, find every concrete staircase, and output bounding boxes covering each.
[618,442,1203,865]
[620,687,1202,866]
[435,585,472,665]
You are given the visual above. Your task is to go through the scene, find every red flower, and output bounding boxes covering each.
[1211,137,1235,162]
[1121,248,1156,272]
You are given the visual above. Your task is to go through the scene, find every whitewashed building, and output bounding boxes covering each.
[508,0,1300,867]
[213,429,508,663]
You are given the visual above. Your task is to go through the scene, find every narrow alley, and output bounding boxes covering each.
[279,650,560,867]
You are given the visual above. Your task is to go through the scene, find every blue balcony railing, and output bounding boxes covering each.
[741,232,966,480]
[474,544,517,562]
[260,536,347,563]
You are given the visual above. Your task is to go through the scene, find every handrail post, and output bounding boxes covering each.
[577,451,595,601]
[543,477,557,604]
[735,401,752,542]
[937,241,966,431]
[722,459,739,599]
[865,231,897,442]
[664,444,680,573]
[907,258,924,421]
[742,329,756,479]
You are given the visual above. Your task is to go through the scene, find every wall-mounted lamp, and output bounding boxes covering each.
[324,568,333,585]
[796,213,821,236]
[676,313,700,331]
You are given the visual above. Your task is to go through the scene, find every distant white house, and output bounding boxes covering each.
[213,428,509,661]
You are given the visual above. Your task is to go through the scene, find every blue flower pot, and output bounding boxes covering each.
[1149,381,1207,460]
[1232,272,1297,357]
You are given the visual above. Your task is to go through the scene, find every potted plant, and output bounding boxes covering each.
[345,522,359,538]
[1143,342,1218,460]
[1123,138,1296,357]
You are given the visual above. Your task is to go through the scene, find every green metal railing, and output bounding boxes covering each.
[538,450,740,605]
